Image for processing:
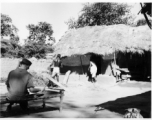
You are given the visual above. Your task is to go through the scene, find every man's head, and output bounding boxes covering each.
[56,54,61,59]
[20,58,32,70]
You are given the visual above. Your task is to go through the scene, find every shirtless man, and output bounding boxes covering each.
[6,58,43,111]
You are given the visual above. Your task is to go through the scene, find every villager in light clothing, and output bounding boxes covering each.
[52,54,62,82]
[89,61,97,82]
[48,54,62,87]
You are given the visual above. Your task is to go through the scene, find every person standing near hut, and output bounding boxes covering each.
[89,61,97,82]
[48,54,62,87]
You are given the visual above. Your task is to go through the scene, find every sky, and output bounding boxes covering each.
[1,1,144,45]
[1,2,84,45]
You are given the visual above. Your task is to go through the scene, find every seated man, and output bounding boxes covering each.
[5,58,43,111]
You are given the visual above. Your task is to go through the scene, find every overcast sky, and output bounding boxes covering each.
[1,1,143,45]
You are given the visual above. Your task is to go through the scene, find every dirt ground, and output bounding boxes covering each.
[0,58,151,118]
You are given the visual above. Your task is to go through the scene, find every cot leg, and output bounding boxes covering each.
[116,73,119,82]
[6,103,13,111]
[59,90,64,112]
[42,98,45,108]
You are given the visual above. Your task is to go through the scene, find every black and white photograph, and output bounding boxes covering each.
[0,0,151,118]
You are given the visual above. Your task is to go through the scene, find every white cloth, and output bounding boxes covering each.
[52,67,60,77]
[90,61,97,78]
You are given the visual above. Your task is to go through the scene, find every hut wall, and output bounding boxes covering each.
[116,51,151,81]
[100,59,112,75]
[60,54,113,76]
[60,65,89,75]
[60,55,90,75]
[60,51,151,81]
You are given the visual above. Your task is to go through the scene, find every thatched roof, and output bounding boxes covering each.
[55,24,151,57]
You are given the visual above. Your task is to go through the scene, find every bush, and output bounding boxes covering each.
[1,39,21,58]
[0,77,7,83]
[0,71,48,87]
[30,71,48,86]
[1,39,54,59]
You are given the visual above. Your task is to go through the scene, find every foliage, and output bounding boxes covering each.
[1,39,54,59]
[1,14,18,38]
[30,71,48,86]
[10,34,20,43]
[0,72,47,87]
[20,42,54,59]
[1,39,21,58]
[66,3,131,29]
[24,21,55,59]
[44,44,54,53]
[1,16,54,59]
[26,22,54,44]
[136,19,152,26]
[0,77,7,83]
[65,17,78,29]
[1,14,20,58]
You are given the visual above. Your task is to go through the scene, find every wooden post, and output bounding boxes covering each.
[63,70,71,85]
[42,98,45,108]
[59,90,64,112]
[80,55,84,74]
[114,51,118,82]
[143,53,146,81]
[114,50,116,65]
[126,53,129,68]
[42,73,68,91]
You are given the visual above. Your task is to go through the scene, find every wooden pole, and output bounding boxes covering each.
[80,55,84,74]
[59,90,64,112]
[42,73,68,91]
[62,70,71,85]
[114,50,116,65]
[114,50,118,82]
[126,53,129,68]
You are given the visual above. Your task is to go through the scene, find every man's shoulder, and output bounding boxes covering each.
[9,69,16,74]
[23,70,32,76]
[15,68,32,76]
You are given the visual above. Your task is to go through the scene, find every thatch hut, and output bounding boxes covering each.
[55,24,151,81]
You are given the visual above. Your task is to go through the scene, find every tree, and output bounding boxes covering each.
[1,14,18,38]
[23,22,55,59]
[66,3,131,29]
[1,39,21,58]
[139,3,151,29]
[26,22,54,44]
[65,17,78,29]
[10,34,20,43]
[22,42,53,59]
[135,18,152,27]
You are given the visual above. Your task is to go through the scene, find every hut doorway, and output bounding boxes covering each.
[116,51,151,81]
[89,53,103,76]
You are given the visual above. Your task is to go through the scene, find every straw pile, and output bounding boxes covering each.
[55,24,151,57]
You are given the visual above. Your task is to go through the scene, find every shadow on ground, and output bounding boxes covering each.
[0,102,59,118]
[0,100,96,118]
[95,91,151,118]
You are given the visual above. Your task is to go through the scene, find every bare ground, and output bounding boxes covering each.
[0,58,151,118]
